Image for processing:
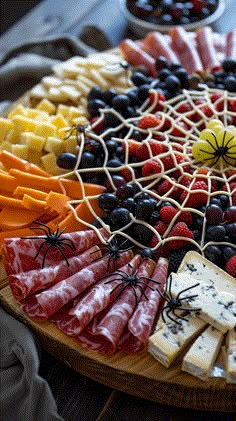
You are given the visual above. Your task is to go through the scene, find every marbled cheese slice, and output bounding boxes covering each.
[148,316,207,368]
[225,328,236,384]
[170,272,236,333]
[182,326,224,381]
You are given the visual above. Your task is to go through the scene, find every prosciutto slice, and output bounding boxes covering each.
[22,249,133,320]
[226,30,236,59]
[119,257,168,353]
[170,27,203,74]
[2,227,108,275]
[77,258,156,354]
[8,245,101,302]
[52,254,142,336]
[142,32,179,63]
[119,39,157,77]
[196,27,221,72]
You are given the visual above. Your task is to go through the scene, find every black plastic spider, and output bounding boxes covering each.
[102,263,161,306]
[106,60,131,84]
[64,123,89,143]
[200,130,236,166]
[158,275,201,325]
[25,221,76,268]
[139,247,158,261]
[90,237,133,272]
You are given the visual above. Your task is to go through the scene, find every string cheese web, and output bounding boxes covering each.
[56,86,236,257]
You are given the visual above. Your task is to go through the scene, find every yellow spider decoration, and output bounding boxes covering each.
[192,119,236,167]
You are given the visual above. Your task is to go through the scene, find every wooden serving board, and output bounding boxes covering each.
[0,278,235,412]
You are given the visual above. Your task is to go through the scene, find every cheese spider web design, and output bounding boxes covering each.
[56,86,236,262]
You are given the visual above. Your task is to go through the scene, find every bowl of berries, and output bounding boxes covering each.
[119,0,226,36]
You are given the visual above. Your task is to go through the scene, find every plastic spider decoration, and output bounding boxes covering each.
[159,275,201,325]
[139,247,158,261]
[105,60,132,85]
[64,123,89,144]
[90,236,133,272]
[103,263,160,306]
[25,221,76,268]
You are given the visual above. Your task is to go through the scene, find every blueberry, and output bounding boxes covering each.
[224,75,236,92]
[112,94,130,110]
[204,245,222,263]
[105,139,118,156]
[80,151,95,169]
[87,99,106,117]
[135,199,156,221]
[107,157,123,168]
[158,68,171,81]
[116,184,136,200]
[98,193,119,210]
[102,88,116,105]
[88,86,103,101]
[164,75,181,91]
[222,246,236,261]
[131,71,149,86]
[155,56,169,71]
[222,58,236,73]
[206,225,226,242]
[137,84,150,101]
[205,204,223,225]
[110,207,131,229]
[122,197,136,212]
[56,152,77,169]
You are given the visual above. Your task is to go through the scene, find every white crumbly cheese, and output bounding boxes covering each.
[225,329,236,384]
[148,316,207,367]
[170,272,236,333]
[182,326,224,381]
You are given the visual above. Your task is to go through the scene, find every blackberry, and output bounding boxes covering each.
[168,248,188,274]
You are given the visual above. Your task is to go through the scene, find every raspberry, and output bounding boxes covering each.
[176,210,193,226]
[170,120,189,137]
[138,114,162,130]
[154,220,167,236]
[158,177,180,197]
[225,256,236,277]
[178,175,192,188]
[119,167,139,182]
[148,91,166,112]
[175,102,193,114]
[142,160,162,177]
[135,140,163,161]
[122,139,139,157]
[167,222,194,249]
[180,180,208,207]
[160,206,178,224]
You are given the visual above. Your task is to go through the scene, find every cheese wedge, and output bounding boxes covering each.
[170,272,236,333]
[148,316,207,368]
[225,329,236,384]
[182,326,224,381]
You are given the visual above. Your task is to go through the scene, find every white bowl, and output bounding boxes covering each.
[119,0,226,37]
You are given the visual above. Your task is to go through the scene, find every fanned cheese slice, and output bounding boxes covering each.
[148,316,207,368]
[170,272,236,333]
[225,329,236,384]
[182,326,224,381]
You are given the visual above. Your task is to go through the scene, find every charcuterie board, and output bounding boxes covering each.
[0,30,236,412]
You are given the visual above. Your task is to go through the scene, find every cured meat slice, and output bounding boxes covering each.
[226,30,236,59]
[52,254,142,336]
[119,39,157,77]
[142,32,179,63]
[8,245,101,302]
[2,227,108,275]
[196,27,221,72]
[22,249,133,320]
[119,257,168,353]
[170,27,203,74]
[77,258,156,354]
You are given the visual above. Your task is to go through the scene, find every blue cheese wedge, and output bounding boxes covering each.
[170,272,236,333]
[182,326,224,381]
[148,316,207,368]
[225,329,236,384]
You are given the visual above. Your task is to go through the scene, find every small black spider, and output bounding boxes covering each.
[106,60,131,84]
[158,274,201,325]
[24,221,76,268]
[64,123,89,143]
[139,247,158,261]
[90,237,133,272]
[102,262,160,306]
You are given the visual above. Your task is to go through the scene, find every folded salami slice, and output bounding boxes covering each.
[77,258,156,354]
[170,27,203,74]
[8,245,101,302]
[2,227,108,275]
[226,29,236,59]
[119,39,157,77]
[196,27,221,72]
[52,254,142,336]
[142,32,179,63]
[22,249,133,320]
[119,257,168,353]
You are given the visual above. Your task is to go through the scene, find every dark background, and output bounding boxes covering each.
[0,0,41,34]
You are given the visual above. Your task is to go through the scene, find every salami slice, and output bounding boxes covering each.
[8,245,101,302]
[22,249,133,320]
[226,30,236,59]
[143,32,179,63]
[77,258,156,354]
[118,257,168,353]
[196,27,221,72]
[170,27,203,74]
[52,254,142,336]
[2,227,108,275]
[119,39,157,77]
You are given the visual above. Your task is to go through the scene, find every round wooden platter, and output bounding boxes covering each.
[0,280,235,412]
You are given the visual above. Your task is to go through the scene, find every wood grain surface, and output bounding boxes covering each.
[0,283,235,413]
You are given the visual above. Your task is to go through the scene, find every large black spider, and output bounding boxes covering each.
[24,221,76,268]
[102,263,161,306]
[90,236,133,272]
[200,130,236,167]
[158,274,201,325]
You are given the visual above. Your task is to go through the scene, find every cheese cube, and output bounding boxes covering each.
[36,98,56,114]
[12,115,36,132]
[182,326,224,381]
[50,114,68,129]
[35,122,57,138]
[45,137,64,154]
[20,132,45,151]
[7,104,27,118]
[148,316,207,368]
[225,329,236,384]
[57,104,69,118]
[41,152,62,175]
[63,136,78,153]
[11,144,28,160]
[0,141,12,152]
[0,118,14,142]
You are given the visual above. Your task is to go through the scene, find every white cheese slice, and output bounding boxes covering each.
[148,316,207,368]
[225,329,236,384]
[170,272,236,333]
[182,326,224,381]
